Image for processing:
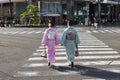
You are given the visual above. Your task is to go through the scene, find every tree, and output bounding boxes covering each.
[20,5,39,25]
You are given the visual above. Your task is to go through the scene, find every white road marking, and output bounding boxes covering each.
[93,30,99,33]
[28,55,120,61]
[111,30,119,33]
[35,31,42,34]
[99,30,106,33]
[23,61,112,67]
[104,30,113,33]
[14,71,39,77]
[86,30,91,33]
[32,51,118,56]
[27,31,35,34]
[14,68,120,77]
[83,78,120,80]
[19,31,28,34]
[36,48,113,52]
[39,45,109,49]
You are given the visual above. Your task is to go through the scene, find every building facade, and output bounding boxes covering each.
[0,0,28,25]
[37,0,120,25]
[0,0,120,25]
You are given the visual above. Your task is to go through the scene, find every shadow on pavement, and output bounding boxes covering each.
[50,64,120,79]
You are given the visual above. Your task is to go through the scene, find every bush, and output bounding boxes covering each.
[15,23,47,27]
[20,5,40,24]
[26,24,47,27]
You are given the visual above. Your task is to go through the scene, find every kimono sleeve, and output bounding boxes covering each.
[60,29,67,45]
[55,31,60,45]
[41,30,48,45]
[75,31,80,44]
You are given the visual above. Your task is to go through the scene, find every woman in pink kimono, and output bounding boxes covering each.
[41,22,60,66]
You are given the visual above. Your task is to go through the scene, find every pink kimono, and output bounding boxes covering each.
[41,28,60,63]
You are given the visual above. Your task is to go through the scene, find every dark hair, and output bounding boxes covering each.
[67,20,73,26]
[48,22,55,27]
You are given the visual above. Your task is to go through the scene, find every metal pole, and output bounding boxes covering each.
[38,1,41,24]
[66,0,70,21]
[0,4,3,19]
[98,0,101,27]
[9,0,12,19]
[118,0,120,21]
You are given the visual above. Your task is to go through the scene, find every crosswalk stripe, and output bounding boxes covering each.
[110,60,120,65]
[39,45,109,49]
[19,31,28,34]
[0,31,43,34]
[81,40,103,43]
[86,30,120,33]
[80,43,106,46]
[111,30,119,33]
[10,31,19,34]
[32,51,118,56]
[82,78,104,80]
[2,32,8,34]
[56,51,118,55]
[14,71,39,77]
[23,60,120,67]
[92,30,99,33]
[86,30,91,33]
[117,30,120,33]
[76,43,106,45]
[14,68,120,77]
[99,30,106,33]
[83,78,120,80]
[28,55,120,61]
[35,31,42,34]
[14,70,82,77]
[36,48,113,52]
[0,29,120,35]
[104,30,113,33]
[27,31,35,34]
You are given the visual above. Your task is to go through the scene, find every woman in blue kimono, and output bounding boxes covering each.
[61,21,80,68]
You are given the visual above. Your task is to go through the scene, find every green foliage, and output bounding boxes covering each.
[26,24,47,27]
[15,23,47,27]
[20,5,40,24]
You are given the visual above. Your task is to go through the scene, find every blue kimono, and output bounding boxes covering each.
[61,27,80,62]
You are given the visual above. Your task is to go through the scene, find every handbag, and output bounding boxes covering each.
[75,49,79,57]
[41,46,47,58]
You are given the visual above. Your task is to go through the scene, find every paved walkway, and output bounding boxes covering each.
[14,30,120,80]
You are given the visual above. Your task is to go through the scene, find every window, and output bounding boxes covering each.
[41,1,62,15]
